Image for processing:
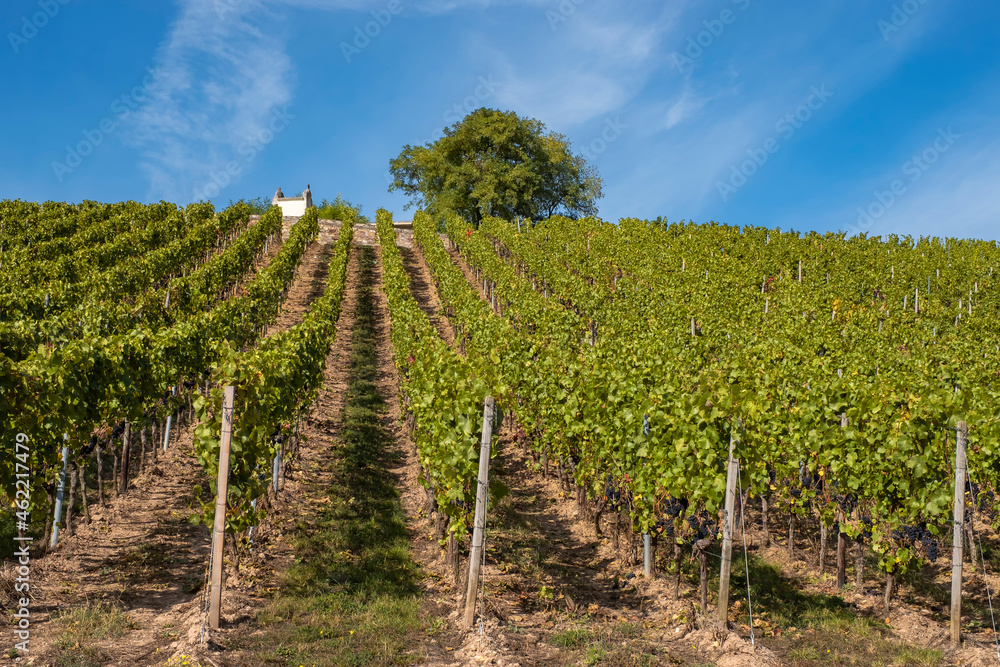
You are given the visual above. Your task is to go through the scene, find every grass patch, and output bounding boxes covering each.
[719,554,945,666]
[51,602,139,644]
[49,602,138,665]
[547,622,673,666]
[551,627,592,647]
[235,245,422,666]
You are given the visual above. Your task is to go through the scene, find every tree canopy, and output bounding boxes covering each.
[317,194,369,225]
[388,108,603,226]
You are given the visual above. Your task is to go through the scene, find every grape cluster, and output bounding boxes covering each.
[270,426,284,445]
[684,510,717,541]
[890,523,940,563]
[605,474,621,504]
[654,497,689,538]
[925,537,940,563]
[892,524,926,542]
[663,496,688,518]
[81,435,98,456]
[970,481,995,512]
[604,474,633,511]
[980,490,995,512]
[111,421,127,439]
[183,379,196,389]
[856,516,873,544]
[835,494,857,516]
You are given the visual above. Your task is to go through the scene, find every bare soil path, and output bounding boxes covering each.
[400,246,455,344]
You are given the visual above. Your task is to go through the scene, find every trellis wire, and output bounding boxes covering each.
[737,465,756,646]
[199,531,216,645]
[966,472,1000,662]
[479,483,489,643]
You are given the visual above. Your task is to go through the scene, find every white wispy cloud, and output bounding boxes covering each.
[489,5,682,131]
[598,3,968,227]
[128,0,296,201]
[129,0,552,201]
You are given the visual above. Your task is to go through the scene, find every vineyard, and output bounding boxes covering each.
[3,198,1000,666]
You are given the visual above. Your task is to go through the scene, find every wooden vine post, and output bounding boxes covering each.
[209,386,236,631]
[716,429,739,625]
[463,396,495,629]
[951,420,968,648]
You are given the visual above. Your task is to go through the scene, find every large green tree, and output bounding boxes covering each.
[389,108,603,226]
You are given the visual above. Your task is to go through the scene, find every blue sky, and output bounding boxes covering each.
[3,0,999,240]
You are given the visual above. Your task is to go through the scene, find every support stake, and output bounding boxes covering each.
[50,435,70,549]
[463,396,495,629]
[951,420,968,648]
[717,431,739,625]
[209,386,236,631]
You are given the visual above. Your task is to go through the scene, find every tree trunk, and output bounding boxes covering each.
[96,442,105,506]
[884,571,895,616]
[78,463,91,524]
[819,520,828,574]
[230,530,241,574]
[118,422,132,495]
[434,511,446,542]
[42,489,53,552]
[854,543,865,589]
[447,533,460,585]
[694,537,712,616]
[65,463,78,538]
[788,514,796,560]
[836,525,847,589]
[761,496,770,547]
[593,497,606,538]
[672,541,683,600]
